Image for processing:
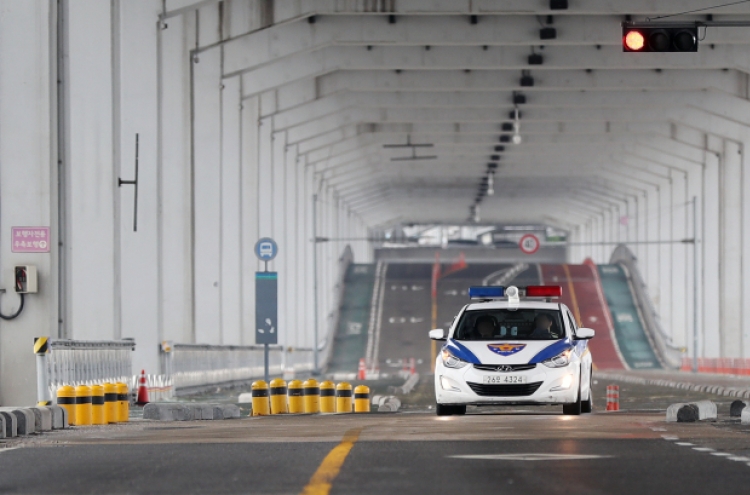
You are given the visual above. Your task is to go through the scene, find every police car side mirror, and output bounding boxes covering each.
[429,329,447,341]
[574,327,595,340]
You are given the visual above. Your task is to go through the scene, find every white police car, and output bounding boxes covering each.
[430,285,595,416]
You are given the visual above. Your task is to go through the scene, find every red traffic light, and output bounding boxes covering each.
[622,24,698,52]
[624,30,645,51]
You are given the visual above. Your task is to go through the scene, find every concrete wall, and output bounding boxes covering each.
[0,0,372,406]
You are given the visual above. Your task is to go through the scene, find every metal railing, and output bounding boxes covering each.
[36,338,135,404]
[160,344,315,396]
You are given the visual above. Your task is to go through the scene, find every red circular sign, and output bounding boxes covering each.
[519,234,540,255]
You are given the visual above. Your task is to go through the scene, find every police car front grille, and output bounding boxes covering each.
[473,364,537,372]
[467,381,543,397]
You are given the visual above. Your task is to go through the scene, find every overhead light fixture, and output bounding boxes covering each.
[520,75,534,87]
[508,110,522,120]
[528,53,543,65]
[490,155,500,160]
[550,0,568,9]
[390,150,438,161]
[494,145,505,152]
[513,93,527,105]
[487,163,499,170]
[499,135,510,143]
[540,27,557,40]
[501,122,514,132]
[383,135,434,148]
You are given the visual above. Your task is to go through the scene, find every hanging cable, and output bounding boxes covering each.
[0,292,25,320]
[647,0,750,20]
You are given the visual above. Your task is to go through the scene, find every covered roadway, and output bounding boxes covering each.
[3,1,750,494]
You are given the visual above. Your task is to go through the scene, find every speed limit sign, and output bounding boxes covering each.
[519,234,540,255]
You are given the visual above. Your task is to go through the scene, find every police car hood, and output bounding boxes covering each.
[445,338,573,366]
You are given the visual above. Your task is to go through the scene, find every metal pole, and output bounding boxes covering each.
[263,344,270,383]
[34,337,51,405]
[312,193,319,374]
[692,195,699,373]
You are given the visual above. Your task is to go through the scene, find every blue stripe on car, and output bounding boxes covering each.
[446,339,481,364]
[529,339,574,364]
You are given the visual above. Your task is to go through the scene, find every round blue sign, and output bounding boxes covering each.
[254,237,278,261]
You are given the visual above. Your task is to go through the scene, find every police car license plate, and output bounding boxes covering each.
[483,375,527,384]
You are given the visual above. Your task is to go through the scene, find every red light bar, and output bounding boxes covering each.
[526,286,562,298]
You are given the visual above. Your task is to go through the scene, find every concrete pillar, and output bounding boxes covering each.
[0,0,56,406]
[742,141,750,358]
[720,139,743,357]
[240,96,260,345]
[703,144,721,358]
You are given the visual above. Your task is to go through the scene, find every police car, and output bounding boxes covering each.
[430,285,595,416]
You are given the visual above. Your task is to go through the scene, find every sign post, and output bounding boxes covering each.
[255,238,279,383]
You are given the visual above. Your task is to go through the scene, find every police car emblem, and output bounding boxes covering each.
[488,343,526,356]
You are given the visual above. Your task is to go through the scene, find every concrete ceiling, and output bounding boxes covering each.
[171,0,750,228]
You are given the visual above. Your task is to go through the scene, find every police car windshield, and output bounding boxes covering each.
[454,309,565,341]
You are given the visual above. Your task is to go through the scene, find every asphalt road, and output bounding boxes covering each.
[2,378,750,494]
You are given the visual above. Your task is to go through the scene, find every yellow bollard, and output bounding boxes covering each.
[104,383,118,423]
[303,379,320,414]
[319,381,336,413]
[251,380,270,416]
[116,382,129,423]
[91,384,105,425]
[354,385,371,413]
[74,385,92,426]
[336,382,353,414]
[56,385,76,426]
[287,380,304,414]
[269,378,288,414]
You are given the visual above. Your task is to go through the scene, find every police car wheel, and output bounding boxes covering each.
[562,376,582,416]
[581,369,593,413]
[436,404,466,416]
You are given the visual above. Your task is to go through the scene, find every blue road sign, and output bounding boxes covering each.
[254,237,278,261]
[255,272,278,345]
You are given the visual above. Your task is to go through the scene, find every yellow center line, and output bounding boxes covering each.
[300,427,363,495]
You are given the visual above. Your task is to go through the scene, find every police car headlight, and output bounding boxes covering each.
[542,349,572,368]
[442,348,469,369]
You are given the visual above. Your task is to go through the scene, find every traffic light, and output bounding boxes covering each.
[622,24,698,52]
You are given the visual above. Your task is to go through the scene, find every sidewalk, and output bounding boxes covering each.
[596,369,750,400]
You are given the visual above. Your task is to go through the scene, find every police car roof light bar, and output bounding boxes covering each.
[526,285,563,298]
[468,286,505,299]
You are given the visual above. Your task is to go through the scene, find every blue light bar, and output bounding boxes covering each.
[468,286,505,299]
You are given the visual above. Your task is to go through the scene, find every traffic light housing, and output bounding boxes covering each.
[622,24,698,52]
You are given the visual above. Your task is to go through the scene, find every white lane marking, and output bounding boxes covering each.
[450,454,612,461]
[661,436,679,441]
[0,448,19,454]
[650,427,667,431]
[711,452,732,457]
[675,442,694,446]
[727,456,750,462]
[692,448,715,452]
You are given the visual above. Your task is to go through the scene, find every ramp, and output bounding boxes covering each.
[326,264,375,374]
[597,264,662,369]
[540,264,627,370]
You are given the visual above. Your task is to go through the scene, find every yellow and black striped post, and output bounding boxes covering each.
[34,337,52,406]
[91,384,105,425]
[104,383,118,423]
[336,382,353,413]
[354,385,371,413]
[269,378,288,414]
[116,382,129,422]
[287,380,304,414]
[303,378,320,414]
[57,385,76,425]
[74,385,92,426]
[319,381,336,413]
[251,380,270,416]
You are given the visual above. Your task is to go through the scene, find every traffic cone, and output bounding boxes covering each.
[606,385,619,411]
[409,357,416,375]
[358,358,367,380]
[136,369,150,406]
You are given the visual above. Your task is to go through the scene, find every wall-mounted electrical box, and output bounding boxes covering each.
[14,265,38,294]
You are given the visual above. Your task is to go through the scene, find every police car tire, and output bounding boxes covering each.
[436,404,466,416]
[562,377,583,416]
[581,369,593,414]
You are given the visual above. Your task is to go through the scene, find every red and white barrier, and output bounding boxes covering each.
[606,385,620,411]
[680,357,750,376]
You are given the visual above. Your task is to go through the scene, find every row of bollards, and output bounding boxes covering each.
[251,379,370,416]
[56,383,129,426]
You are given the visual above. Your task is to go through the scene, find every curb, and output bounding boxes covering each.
[142,403,241,421]
[730,400,750,417]
[596,371,750,400]
[742,407,750,425]
[0,406,69,438]
[666,400,717,422]
[371,395,401,412]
